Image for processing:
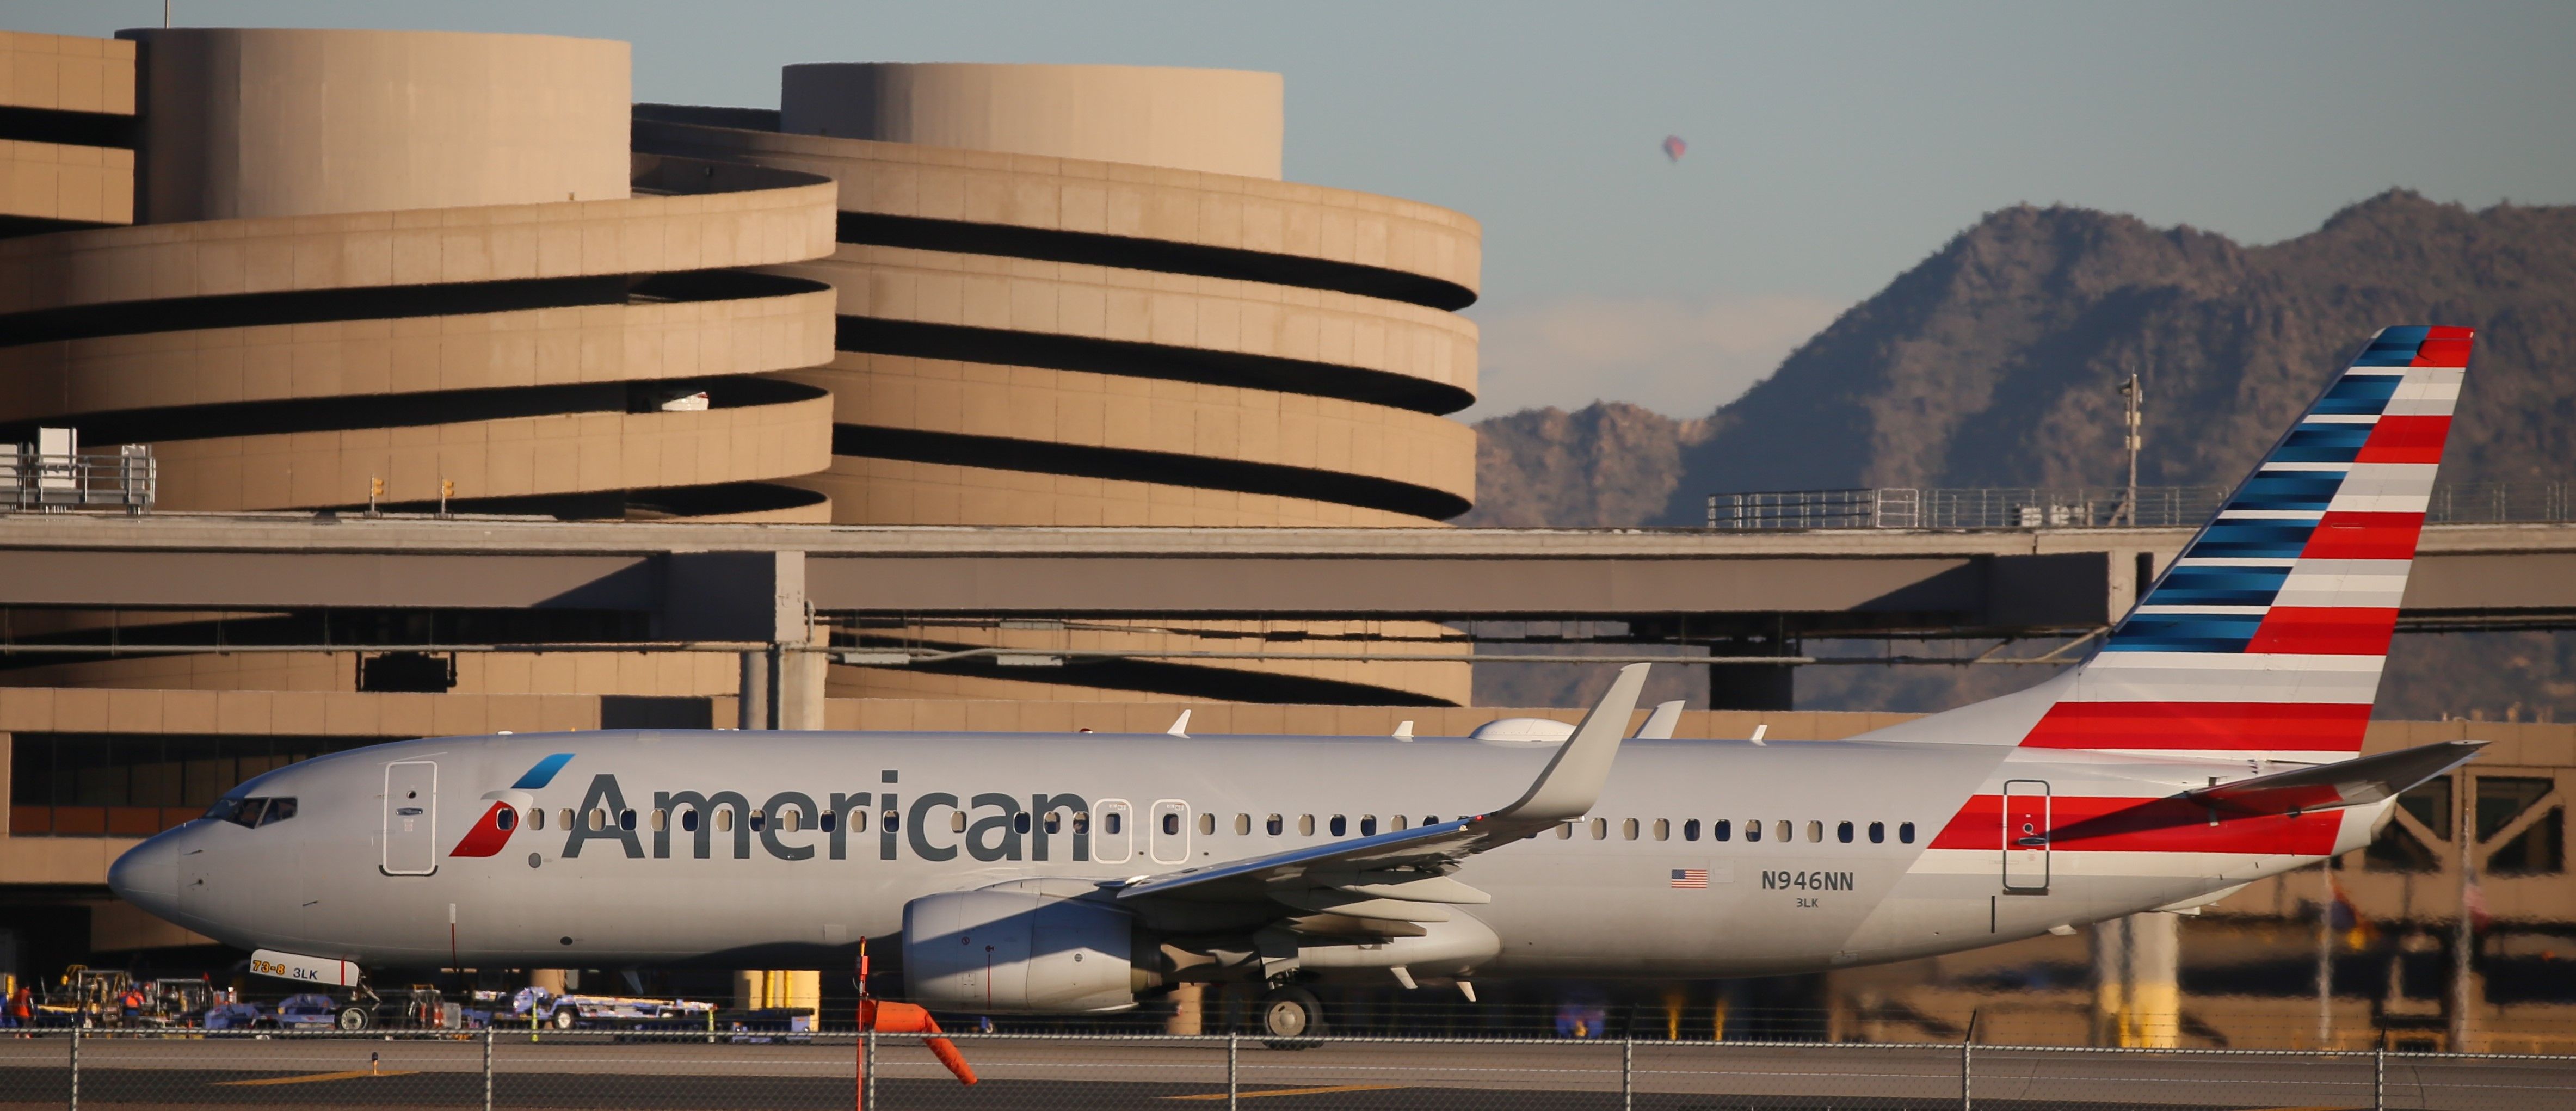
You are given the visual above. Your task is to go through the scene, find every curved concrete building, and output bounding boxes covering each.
[1,29,841,524]
[0,35,1477,705]
[636,61,1482,704]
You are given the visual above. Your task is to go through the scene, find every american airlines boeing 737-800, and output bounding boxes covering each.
[109,326,2485,1039]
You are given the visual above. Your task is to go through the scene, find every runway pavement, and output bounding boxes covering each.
[3,1034,2570,1109]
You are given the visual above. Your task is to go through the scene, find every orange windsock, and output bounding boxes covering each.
[860,999,978,1085]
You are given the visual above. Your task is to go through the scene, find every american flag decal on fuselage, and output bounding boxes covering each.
[1670,868,1709,888]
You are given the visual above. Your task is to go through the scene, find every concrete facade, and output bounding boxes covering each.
[782,63,1284,181]
[122,29,631,222]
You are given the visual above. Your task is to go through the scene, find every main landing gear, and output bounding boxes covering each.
[1258,985,1326,1048]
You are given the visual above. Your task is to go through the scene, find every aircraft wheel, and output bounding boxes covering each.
[334,1005,371,1032]
[550,1008,577,1031]
[1259,986,1326,1049]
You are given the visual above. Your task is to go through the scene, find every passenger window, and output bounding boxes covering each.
[559,808,575,831]
[950,810,966,834]
[1423,816,1438,826]
[500,808,520,832]
[620,810,637,832]
[821,811,838,833]
[587,809,604,832]
[1360,816,1378,836]
[714,808,733,834]
[1683,819,1700,842]
[1105,812,1124,836]
[1837,820,1853,844]
[884,810,900,834]
[1071,812,1088,834]
[1044,812,1061,834]
[751,810,767,833]
[1745,820,1761,843]
[1299,814,1315,836]
[1621,818,1639,841]
[1266,814,1284,836]
[1589,818,1608,840]
[1653,819,1671,841]
[1869,821,1884,844]
[1555,822,1574,839]
[1162,813,1181,836]
[1330,815,1348,837]
[849,810,867,834]
[1236,813,1252,835]
[1776,820,1793,842]
[645,810,662,832]
[1013,812,1032,835]
[782,809,802,833]
[1199,812,1215,836]
[1391,816,1408,831]
[1712,819,1731,842]
[1805,820,1822,843]
[681,809,700,833]
[1899,822,1916,844]
[530,807,545,831]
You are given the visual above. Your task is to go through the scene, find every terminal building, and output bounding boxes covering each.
[0,23,2568,1049]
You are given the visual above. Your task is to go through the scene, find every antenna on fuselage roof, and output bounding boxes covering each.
[1749,724,1767,746]
[1167,710,1192,738]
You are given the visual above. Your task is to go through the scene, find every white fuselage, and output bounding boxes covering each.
[109,727,2379,984]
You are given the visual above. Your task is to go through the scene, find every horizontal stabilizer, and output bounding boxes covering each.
[2189,740,2485,816]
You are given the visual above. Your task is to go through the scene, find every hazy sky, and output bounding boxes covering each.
[27,1,2576,419]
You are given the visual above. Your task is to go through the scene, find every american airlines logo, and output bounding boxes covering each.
[459,769,1105,863]
[447,753,575,857]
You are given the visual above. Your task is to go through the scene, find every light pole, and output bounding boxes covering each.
[2118,374,2142,524]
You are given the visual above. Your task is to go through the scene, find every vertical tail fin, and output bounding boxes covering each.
[2020,326,2472,761]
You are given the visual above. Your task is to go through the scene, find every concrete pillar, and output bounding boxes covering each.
[1164,982,1204,1035]
[2090,917,2126,1046]
[2129,911,2180,1048]
[737,650,772,731]
[2092,913,2179,1047]
[739,646,825,730]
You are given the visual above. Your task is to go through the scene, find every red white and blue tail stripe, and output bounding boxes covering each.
[2020,326,2470,762]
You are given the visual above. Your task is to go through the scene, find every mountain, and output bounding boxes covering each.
[1455,403,1708,528]
[1657,189,2576,511]
[1464,191,2576,720]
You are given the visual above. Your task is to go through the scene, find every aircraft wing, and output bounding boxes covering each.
[1115,663,1651,919]
[2187,740,2485,816]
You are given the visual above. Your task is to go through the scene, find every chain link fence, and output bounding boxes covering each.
[5,1028,2572,1109]
[1706,482,2576,530]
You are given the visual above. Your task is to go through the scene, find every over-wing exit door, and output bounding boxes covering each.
[2001,780,2049,893]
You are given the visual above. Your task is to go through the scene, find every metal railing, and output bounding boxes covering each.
[2,1027,2567,1109]
[0,447,155,514]
[1709,482,2576,530]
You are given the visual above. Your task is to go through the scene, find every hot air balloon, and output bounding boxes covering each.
[1662,135,1687,163]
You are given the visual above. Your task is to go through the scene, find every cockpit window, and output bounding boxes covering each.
[206,797,298,829]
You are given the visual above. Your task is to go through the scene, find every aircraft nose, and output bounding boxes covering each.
[108,836,179,916]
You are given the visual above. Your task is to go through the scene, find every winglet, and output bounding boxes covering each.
[1168,709,1192,738]
[1490,663,1650,824]
[1635,701,1684,739]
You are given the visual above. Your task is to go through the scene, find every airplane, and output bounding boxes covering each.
[110,326,2483,1040]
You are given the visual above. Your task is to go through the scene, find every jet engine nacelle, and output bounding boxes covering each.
[901,889,1144,1013]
